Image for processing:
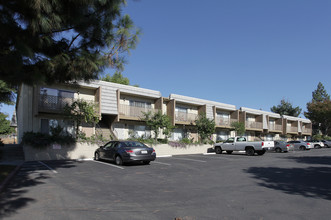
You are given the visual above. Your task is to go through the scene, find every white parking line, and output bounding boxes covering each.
[91,160,125,169]
[172,157,206,163]
[153,161,172,166]
[38,161,58,173]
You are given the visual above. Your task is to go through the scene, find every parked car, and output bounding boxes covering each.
[269,141,292,153]
[305,140,324,149]
[322,140,331,148]
[213,136,274,156]
[287,140,311,150]
[94,141,156,165]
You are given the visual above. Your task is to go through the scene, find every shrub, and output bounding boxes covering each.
[22,131,75,148]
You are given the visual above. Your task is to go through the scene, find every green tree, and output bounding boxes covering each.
[305,83,331,135]
[63,99,100,137]
[231,121,245,136]
[305,100,331,136]
[312,82,330,102]
[195,113,215,143]
[0,80,16,106]
[0,113,14,135]
[101,71,139,86]
[0,0,140,86]
[271,99,302,117]
[142,110,174,142]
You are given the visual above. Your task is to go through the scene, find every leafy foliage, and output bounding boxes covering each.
[63,99,100,136]
[0,0,140,86]
[194,113,215,143]
[141,110,174,142]
[22,131,75,149]
[231,121,246,136]
[101,71,139,87]
[0,80,16,106]
[305,100,331,136]
[305,82,331,135]
[0,113,14,135]
[270,98,302,117]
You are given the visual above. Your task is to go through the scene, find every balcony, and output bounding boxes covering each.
[246,121,263,130]
[269,124,282,131]
[39,94,98,114]
[175,112,198,124]
[39,95,74,113]
[215,117,237,127]
[302,127,312,134]
[287,126,298,133]
[119,104,158,119]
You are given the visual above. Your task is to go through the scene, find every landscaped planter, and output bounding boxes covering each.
[23,142,214,161]
[151,143,213,156]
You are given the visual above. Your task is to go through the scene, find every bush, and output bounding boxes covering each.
[22,131,75,148]
[180,138,192,145]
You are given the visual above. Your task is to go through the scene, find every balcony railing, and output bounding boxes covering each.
[215,117,237,127]
[39,95,74,112]
[269,124,282,131]
[302,128,312,134]
[119,104,158,119]
[287,126,298,133]
[246,121,263,129]
[175,112,198,123]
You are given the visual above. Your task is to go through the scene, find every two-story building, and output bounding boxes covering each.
[16,80,312,144]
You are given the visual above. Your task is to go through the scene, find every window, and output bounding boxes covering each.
[237,137,246,142]
[40,119,75,136]
[175,106,188,113]
[40,88,74,110]
[129,100,151,109]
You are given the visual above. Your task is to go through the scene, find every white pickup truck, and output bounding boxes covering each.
[213,136,274,156]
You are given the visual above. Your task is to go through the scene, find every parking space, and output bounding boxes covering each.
[2,149,331,219]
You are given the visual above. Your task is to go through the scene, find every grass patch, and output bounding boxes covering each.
[0,165,17,184]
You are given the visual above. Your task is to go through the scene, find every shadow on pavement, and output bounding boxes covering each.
[0,160,77,218]
[245,166,331,200]
[285,156,331,166]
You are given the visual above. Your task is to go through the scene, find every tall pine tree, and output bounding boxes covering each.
[0,0,140,86]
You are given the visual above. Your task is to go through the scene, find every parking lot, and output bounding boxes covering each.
[1,149,331,219]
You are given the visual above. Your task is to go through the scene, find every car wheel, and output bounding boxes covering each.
[143,161,150,165]
[226,150,233,154]
[115,155,123,165]
[215,147,222,154]
[314,144,321,149]
[246,148,255,156]
[94,152,100,161]
[275,148,282,153]
[325,144,329,148]
[299,146,306,151]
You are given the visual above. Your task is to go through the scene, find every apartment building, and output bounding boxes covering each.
[167,94,238,141]
[16,81,312,144]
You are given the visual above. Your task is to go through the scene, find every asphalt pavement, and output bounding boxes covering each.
[1,149,331,219]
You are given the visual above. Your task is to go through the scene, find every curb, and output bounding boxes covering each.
[0,161,24,193]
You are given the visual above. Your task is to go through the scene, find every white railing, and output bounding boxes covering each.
[175,112,198,123]
[246,121,263,129]
[302,128,312,134]
[215,117,238,127]
[269,124,282,131]
[287,126,298,133]
[119,104,158,118]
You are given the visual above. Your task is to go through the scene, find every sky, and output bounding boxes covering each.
[1,0,330,119]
